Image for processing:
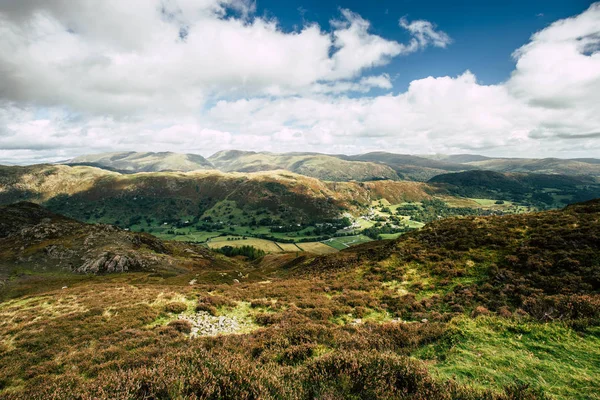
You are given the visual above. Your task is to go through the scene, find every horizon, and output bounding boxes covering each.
[1,1,599,164]
[3,148,600,167]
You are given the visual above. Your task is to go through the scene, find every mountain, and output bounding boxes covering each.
[0,164,433,228]
[571,158,600,165]
[0,202,226,279]
[66,151,214,173]
[423,154,492,163]
[61,150,600,182]
[465,157,600,177]
[208,150,400,181]
[429,170,600,205]
[342,151,477,181]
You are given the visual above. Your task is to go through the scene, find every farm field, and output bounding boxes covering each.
[207,237,283,253]
[277,243,304,252]
[295,242,338,254]
[322,235,373,250]
[468,198,531,213]
[379,233,404,240]
[206,236,338,255]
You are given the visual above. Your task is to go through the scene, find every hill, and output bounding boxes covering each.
[466,157,600,177]
[429,170,600,206]
[0,202,228,280]
[66,151,214,173]
[0,164,434,237]
[423,154,492,163]
[208,150,400,181]
[0,200,599,399]
[341,152,477,181]
[61,150,600,182]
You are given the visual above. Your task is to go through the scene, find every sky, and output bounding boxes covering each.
[0,0,599,164]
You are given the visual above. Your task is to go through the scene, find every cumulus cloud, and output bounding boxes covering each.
[0,1,418,114]
[508,3,600,110]
[399,17,452,49]
[0,1,599,163]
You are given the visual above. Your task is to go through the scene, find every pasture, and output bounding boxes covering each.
[322,235,373,250]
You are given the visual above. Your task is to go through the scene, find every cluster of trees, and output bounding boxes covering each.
[215,245,265,260]
[395,199,504,223]
[362,224,414,240]
[270,224,304,233]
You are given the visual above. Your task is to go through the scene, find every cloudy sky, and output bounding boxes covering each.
[0,0,599,164]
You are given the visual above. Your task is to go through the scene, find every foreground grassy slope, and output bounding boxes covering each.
[1,200,599,399]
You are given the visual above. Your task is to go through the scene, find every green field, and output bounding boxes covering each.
[322,235,373,250]
[379,233,404,240]
[206,236,339,255]
[419,317,600,400]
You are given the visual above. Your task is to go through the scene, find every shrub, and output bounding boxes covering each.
[250,299,271,308]
[164,302,187,314]
[166,320,192,334]
[278,344,316,365]
[196,295,236,315]
[195,303,217,316]
[471,306,490,318]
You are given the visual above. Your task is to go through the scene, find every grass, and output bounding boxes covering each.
[418,316,600,400]
[1,199,599,399]
[379,233,404,240]
[208,236,284,253]
[278,243,303,252]
[207,236,339,255]
[295,242,338,255]
[322,235,373,250]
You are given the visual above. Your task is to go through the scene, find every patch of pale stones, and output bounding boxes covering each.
[178,311,253,337]
[350,317,427,325]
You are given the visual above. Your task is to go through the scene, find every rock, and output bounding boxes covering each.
[76,252,145,274]
[421,319,428,323]
[177,311,251,338]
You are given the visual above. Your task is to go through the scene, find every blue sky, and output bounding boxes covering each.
[0,0,599,163]
[255,0,594,89]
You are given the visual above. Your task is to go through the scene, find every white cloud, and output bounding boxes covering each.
[0,1,599,163]
[0,1,427,114]
[399,17,452,49]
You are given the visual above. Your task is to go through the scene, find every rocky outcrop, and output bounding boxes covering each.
[77,252,147,273]
[177,311,254,337]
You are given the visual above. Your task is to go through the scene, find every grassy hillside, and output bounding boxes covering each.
[62,150,600,182]
[0,200,599,398]
[0,164,435,241]
[429,170,600,207]
[0,202,234,281]
[67,151,214,173]
[208,150,401,181]
[343,152,476,181]
[466,157,600,177]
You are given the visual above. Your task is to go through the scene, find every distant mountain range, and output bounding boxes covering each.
[67,151,214,173]
[207,150,400,181]
[63,150,600,181]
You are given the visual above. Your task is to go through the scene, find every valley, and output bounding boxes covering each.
[1,151,600,399]
[2,2,600,398]
[0,196,599,399]
[3,154,598,257]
